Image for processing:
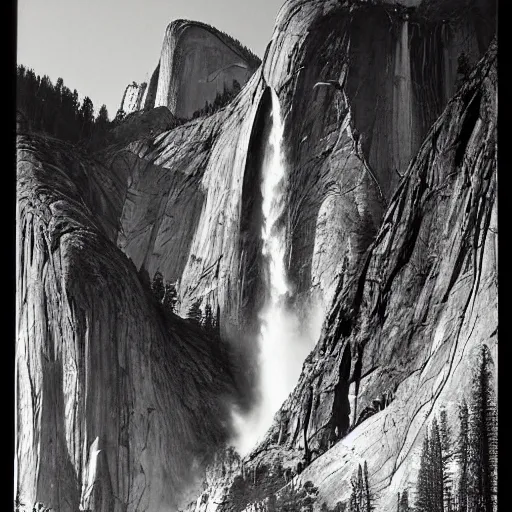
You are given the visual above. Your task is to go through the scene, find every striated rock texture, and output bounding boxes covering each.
[117,0,495,349]
[189,36,497,512]
[16,0,497,510]
[123,20,261,119]
[120,81,148,115]
[16,134,243,512]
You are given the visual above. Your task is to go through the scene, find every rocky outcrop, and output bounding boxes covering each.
[192,36,497,512]
[15,134,242,512]
[120,82,148,115]
[117,0,495,349]
[122,20,261,119]
[154,20,260,118]
[16,0,497,510]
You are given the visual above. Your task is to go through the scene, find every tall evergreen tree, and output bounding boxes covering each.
[79,96,95,138]
[399,489,410,512]
[203,302,215,333]
[151,271,165,302]
[363,461,372,512]
[349,474,359,512]
[430,417,444,512]
[457,399,469,512]
[416,430,432,512]
[187,300,203,325]
[96,104,110,125]
[440,407,454,512]
[357,464,364,512]
[467,345,497,512]
[162,282,178,313]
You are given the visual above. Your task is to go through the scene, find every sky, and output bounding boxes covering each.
[17,0,284,119]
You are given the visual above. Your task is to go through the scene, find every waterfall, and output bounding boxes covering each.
[232,89,322,456]
[392,18,413,175]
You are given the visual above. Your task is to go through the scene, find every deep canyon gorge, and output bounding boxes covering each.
[16,0,497,511]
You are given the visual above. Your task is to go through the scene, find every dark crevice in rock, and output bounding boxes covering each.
[239,87,271,333]
[303,386,314,466]
[330,344,352,442]
[454,90,482,167]
[351,342,364,425]
[143,63,160,111]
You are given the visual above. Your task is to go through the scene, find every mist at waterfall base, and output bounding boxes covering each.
[231,90,324,457]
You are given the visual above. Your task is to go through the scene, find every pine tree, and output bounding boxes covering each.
[162,282,178,313]
[216,304,221,334]
[55,77,63,94]
[151,271,165,302]
[203,302,214,332]
[467,345,497,512]
[96,104,109,126]
[430,417,444,512]
[357,464,364,512]
[399,489,410,512]
[363,461,372,512]
[79,96,95,138]
[349,474,359,512]
[416,429,432,512]
[187,300,203,324]
[440,407,454,512]
[457,399,469,512]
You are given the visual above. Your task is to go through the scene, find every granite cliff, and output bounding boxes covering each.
[189,37,497,512]
[16,134,248,512]
[16,0,497,510]
[119,20,261,117]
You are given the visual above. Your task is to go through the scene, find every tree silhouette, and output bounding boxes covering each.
[457,399,470,512]
[399,489,410,512]
[347,462,372,512]
[162,282,178,313]
[187,300,203,324]
[430,417,444,512]
[416,429,432,512]
[16,64,115,147]
[151,271,165,303]
[203,302,215,332]
[467,345,497,512]
[440,407,454,512]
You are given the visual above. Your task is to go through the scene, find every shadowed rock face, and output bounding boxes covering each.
[191,37,496,512]
[16,135,243,512]
[16,0,497,510]
[117,0,495,347]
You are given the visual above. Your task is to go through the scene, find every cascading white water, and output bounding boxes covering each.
[393,18,413,174]
[232,89,323,456]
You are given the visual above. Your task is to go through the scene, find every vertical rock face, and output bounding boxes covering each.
[120,82,148,115]
[16,135,242,512]
[122,20,261,119]
[154,20,260,118]
[17,0,497,510]
[117,0,495,342]
[201,37,496,512]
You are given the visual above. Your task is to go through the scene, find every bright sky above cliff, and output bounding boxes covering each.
[17,0,284,119]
